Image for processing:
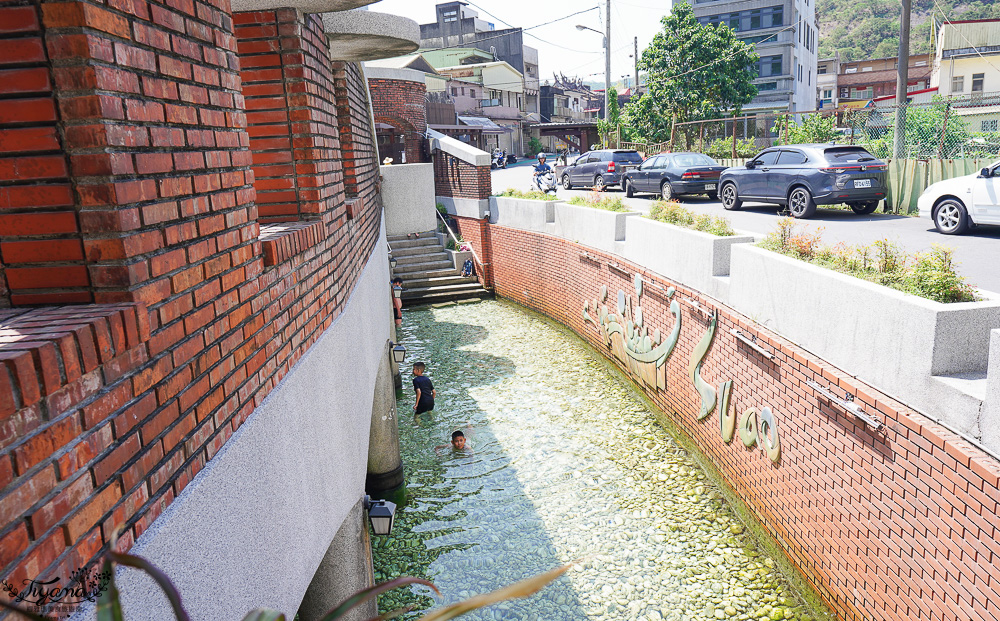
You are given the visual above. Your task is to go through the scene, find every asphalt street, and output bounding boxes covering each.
[492,165,1000,295]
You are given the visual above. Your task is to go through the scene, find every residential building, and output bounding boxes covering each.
[693,0,818,114]
[929,18,1000,133]
[434,59,526,154]
[365,54,448,163]
[418,2,540,148]
[837,54,932,107]
[816,55,839,108]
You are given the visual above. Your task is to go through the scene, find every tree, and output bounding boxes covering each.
[596,86,620,146]
[772,113,840,145]
[620,3,759,144]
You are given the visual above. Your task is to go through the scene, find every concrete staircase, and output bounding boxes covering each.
[388,232,491,306]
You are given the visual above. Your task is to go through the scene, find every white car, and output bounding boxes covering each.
[918,160,1000,234]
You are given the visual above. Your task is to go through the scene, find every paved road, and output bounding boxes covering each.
[492,166,1000,294]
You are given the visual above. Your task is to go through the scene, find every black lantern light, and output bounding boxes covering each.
[389,255,397,269]
[364,495,396,536]
[390,341,407,364]
[392,285,403,299]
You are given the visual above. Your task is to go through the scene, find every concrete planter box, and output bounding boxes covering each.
[489,196,561,233]
[621,217,755,301]
[728,244,1000,437]
[552,203,642,254]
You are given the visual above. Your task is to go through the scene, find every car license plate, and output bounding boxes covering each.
[706,183,717,190]
[854,179,872,188]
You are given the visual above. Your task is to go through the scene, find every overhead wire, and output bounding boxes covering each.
[461,1,604,54]
[931,1,1000,75]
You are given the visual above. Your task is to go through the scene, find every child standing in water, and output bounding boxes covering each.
[412,362,436,420]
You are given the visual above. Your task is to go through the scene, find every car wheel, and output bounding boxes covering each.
[660,181,673,201]
[562,175,573,190]
[787,187,817,218]
[933,199,969,235]
[624,180,634,198]
[850,201,879,215]
[707,191,718,201]
[594,174,605,190]
[720,182,742,211]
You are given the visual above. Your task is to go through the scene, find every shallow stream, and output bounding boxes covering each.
[376,300,829,621]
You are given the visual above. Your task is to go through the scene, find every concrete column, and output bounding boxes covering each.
[366,348,405,504]
[298,499,376,621]
[981,329,1000,453]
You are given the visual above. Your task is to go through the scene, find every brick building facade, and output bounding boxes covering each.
[368,71,427,164]
[0,0,398,614]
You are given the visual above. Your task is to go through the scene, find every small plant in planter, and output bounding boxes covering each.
[494,188,556,201]
[0,548,571,621]
[647,200,736,236]
[759,218,978,303]
[567,188,629,212]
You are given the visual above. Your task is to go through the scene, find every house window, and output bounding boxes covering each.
[443,9,457,22]
[822,88,833,99]
[817,65,827,75]
[850,87,873,99]
[757,55,783,77]
[451,87,458,96]
[915,60,927,67]
[808,69,811,85]
[973,73,984,92]
[758,82,778,91]
[951,75,964,93]
[982,119,998,132]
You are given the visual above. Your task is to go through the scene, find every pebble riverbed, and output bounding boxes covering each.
[376,300,830,621]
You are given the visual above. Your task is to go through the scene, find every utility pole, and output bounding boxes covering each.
[605,0,611,122]
[633,36,639,93]
[893,0,911,159]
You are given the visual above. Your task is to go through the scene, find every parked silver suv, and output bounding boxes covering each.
[560,149,643,190]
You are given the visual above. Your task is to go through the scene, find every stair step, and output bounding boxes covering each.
[387,232,437,244]
[393,245,446,258]
[401,274,473,288]
[394,252,449,265]
[392,260,455,274]
[402,285,492,306]
[395,268,461,281]
[402,281,484,296]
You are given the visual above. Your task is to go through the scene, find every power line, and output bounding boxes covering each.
[931,2,1000,76]
[462,1,604,54]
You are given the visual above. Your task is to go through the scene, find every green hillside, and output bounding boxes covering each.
[817,0,1000,61]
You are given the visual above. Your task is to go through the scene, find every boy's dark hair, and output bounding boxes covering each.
[413,362,426,372]
[452,430,465,440]
[392,277,403,285]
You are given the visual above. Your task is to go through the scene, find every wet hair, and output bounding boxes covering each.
[392,277,403,285]
[452,430,465,440]
[413,362,426,372]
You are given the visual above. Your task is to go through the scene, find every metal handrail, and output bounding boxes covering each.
[435,209,489,285]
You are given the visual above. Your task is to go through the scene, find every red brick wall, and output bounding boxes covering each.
[452,215,492,288]
[369,77,426,164]
[335,61,379,200]
[235,9,345,224]
[0,1,385,595]
[0,1,90,306]
[485,225,1000,621]
[432,151,491,199]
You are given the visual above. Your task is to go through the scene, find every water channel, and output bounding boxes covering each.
[376,300,830,621]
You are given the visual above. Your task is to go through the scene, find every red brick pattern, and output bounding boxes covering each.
[369,77,427,164]
[235,9,345,224]
[0,3,386,596]
[334,61,379,200]
[433,151,491,199]
[0,1,90,306]
[485,225,1000,621]
[452,215,493,289]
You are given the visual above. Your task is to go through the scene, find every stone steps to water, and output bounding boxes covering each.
[389,231,490,306]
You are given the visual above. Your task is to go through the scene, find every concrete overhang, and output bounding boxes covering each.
[323,10,420,61]
[230,0,377,12]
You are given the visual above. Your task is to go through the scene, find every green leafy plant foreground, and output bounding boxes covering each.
[648,200,736,236]
[759,218,977,303]
[0,549,570,621]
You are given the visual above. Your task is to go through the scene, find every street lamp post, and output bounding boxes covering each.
[576,9,611,123]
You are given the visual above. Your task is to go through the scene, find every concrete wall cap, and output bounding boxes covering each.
[364,66,427,84]
[323,11,419,61]
[426,128,490,166]
[231,0,375,13]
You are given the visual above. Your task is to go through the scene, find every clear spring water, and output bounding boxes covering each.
[376,300,829,621]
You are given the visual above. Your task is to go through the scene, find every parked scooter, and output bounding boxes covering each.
[491,150,507,169]
[533,170,558,195]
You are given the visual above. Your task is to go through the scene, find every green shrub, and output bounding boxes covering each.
[759,218,977,303]
[648,200,736,236]
[567,191,630,212]
[494,188,554,201]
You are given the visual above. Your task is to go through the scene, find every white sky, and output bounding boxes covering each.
[368,0,675,88]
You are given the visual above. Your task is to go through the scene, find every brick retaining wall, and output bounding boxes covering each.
[485,225,1000,621]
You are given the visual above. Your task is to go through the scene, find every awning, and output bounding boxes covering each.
[458,116,513,134]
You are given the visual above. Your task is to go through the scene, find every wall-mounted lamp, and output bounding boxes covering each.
[392,285,403,299]
[364,495,396,536]
[389,256,397,269]
[389,341,406,363]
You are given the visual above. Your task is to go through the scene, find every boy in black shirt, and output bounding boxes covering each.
[412,362,436,416]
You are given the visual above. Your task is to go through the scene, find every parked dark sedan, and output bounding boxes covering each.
[622,152,727,200]
[559,149,643,190]
[718,144,887,218]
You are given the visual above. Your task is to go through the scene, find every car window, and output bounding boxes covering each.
[655,156,670,169]
[753,151,780,166]
[824,147,877,163]
[776,150,807,165]
[639,156,661,170]
[577,152,591,164]
[673,153,717,167]
[613,151,643,164]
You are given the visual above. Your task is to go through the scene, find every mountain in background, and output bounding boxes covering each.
[817,0,1000,61]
